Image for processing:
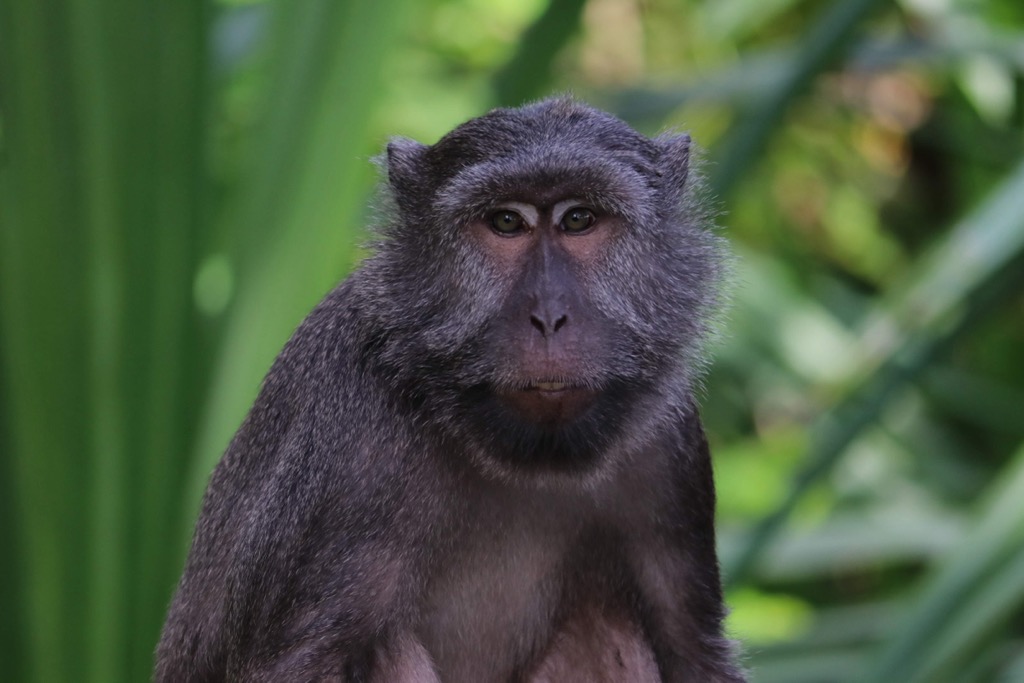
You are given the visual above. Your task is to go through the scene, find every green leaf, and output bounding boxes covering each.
[492,0,588,106]
[709,0,889,198]
[857,442,1024,682]
[727,157,1024,585]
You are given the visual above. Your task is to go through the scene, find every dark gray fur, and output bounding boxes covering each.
[155,97,745,682]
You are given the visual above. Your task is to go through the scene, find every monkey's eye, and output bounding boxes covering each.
[489,210,525,235]
[561,207,595,233]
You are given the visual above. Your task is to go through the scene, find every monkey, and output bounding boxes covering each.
[155,97,746,682]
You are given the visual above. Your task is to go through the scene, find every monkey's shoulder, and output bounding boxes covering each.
[207,278,429,534]
[266,279,369,394]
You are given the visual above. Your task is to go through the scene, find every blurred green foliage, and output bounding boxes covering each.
[2,0,1023,681]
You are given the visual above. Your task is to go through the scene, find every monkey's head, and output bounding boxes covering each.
[358,98,722,476]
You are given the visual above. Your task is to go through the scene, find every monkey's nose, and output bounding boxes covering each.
[530,312,568,338]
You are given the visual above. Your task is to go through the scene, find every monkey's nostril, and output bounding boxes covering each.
[530,313,568,337]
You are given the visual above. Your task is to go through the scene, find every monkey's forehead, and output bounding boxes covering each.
[432,146,662,222]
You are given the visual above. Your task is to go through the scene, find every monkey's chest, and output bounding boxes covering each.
[412,535,660,683]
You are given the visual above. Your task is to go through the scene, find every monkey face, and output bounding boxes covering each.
[467,188,657,470]
[431,163,663,473]
[472,198,615,422]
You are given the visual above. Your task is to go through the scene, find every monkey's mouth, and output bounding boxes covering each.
[496,381,598,424]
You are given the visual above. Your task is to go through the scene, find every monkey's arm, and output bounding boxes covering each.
[630,401,747,683]
[159,401,426,681]
[157,289,432,682]
[154,364,298,682]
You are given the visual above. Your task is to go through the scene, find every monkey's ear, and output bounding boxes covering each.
[386,138,429,213]
[655,133,691,200]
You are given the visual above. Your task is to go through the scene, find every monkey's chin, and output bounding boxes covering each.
[496,385,598,425]
[454,380,636,473]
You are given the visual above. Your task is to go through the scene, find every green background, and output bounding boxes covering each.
[2,0,1023,680]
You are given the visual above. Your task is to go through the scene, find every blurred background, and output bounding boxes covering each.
[2,0,1023,681]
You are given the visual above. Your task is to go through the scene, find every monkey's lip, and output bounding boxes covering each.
[497,382,597,423]
[532,381,570,392]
